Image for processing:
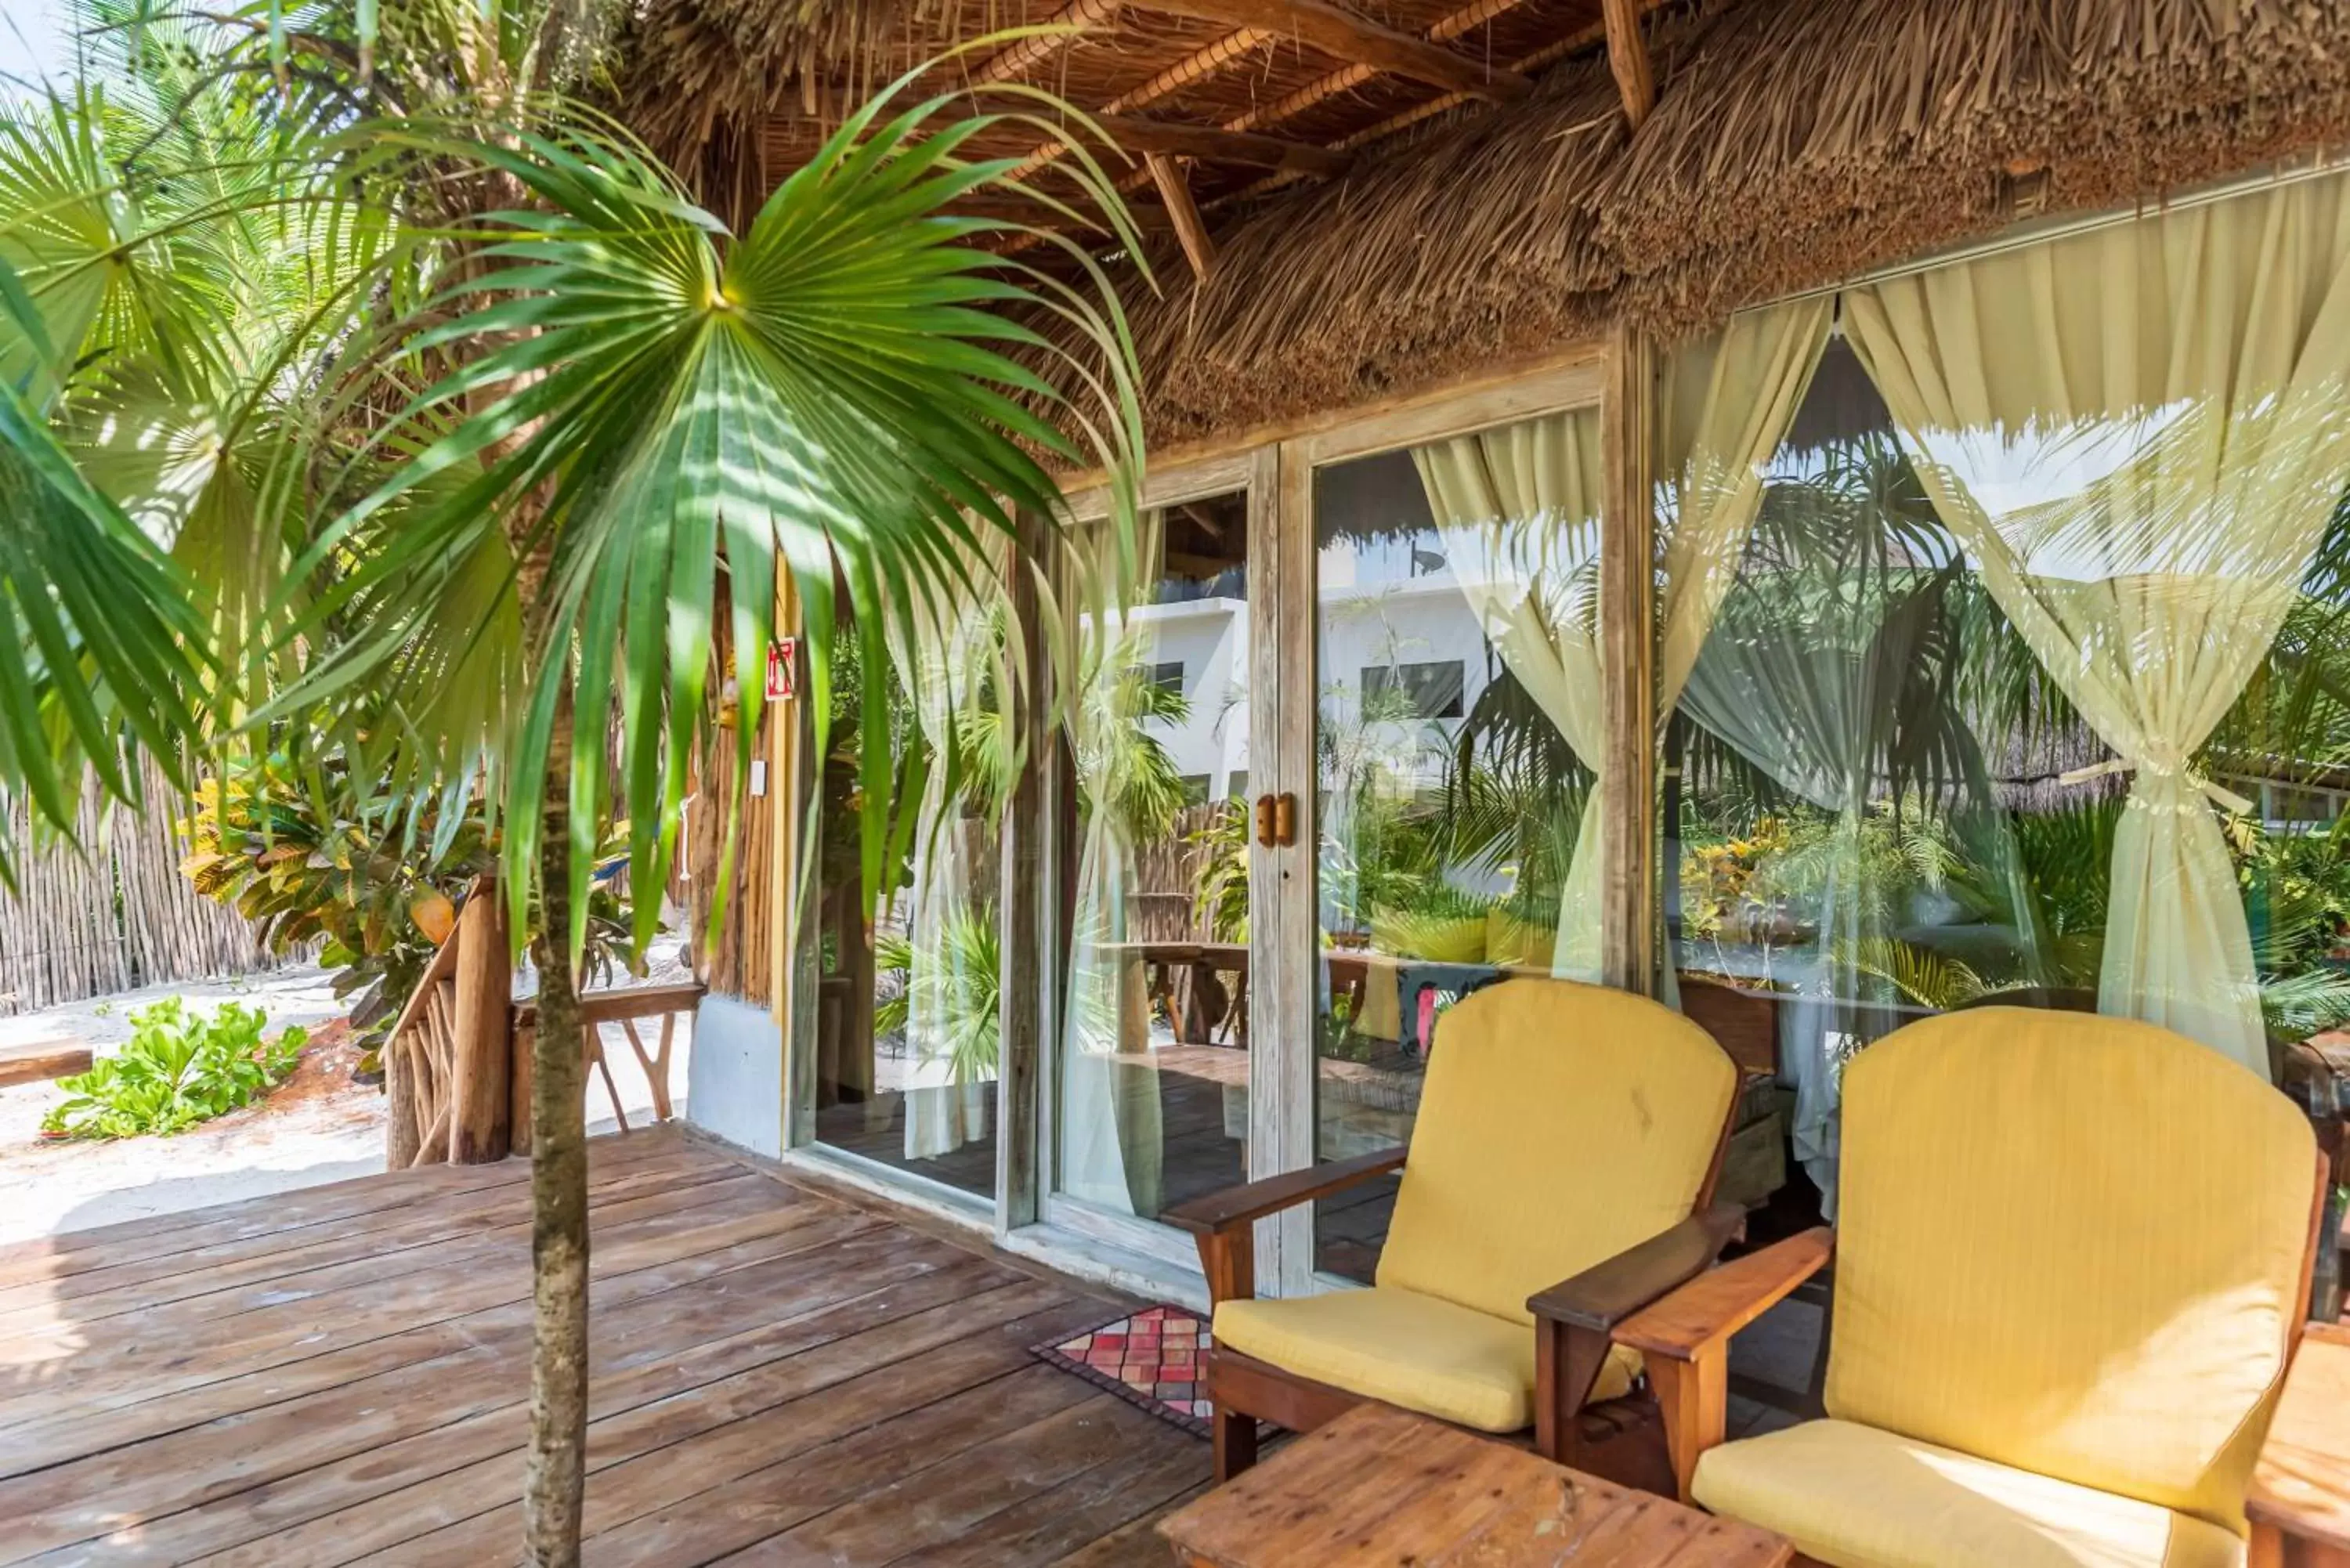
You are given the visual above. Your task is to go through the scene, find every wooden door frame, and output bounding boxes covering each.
[1049,448,1280,1270]
[774,340,1653,1279]
[1267,355,1611,1292]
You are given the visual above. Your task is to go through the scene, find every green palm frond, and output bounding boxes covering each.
[280,88,1145,959]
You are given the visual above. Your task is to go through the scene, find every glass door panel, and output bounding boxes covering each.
[1308,414,1602,1280]
[1053,489,1254,1225]
[808,601,1000,1199]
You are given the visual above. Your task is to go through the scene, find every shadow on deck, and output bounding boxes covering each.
[0,1127,1206,1565]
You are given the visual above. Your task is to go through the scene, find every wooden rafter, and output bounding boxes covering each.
[967,0,1123,85]
[1104,26,1274,114]
[1225,0,1540,134]
[1141,0,1528,100]
[1600,0,1655,128]
[1090,113,1350,174]
[1146,152,1217,280]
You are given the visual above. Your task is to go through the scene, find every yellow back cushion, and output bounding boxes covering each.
[1828,1009,2316,1531]
[1377,978,1737,1326]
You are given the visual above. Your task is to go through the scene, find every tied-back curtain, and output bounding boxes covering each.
[1412,412,1607,979]
[1405,298,1830,983]
[1058,512,1169,1216]
[1659,299,1838,706]
[887,535,1011,1160]
[1846,172,2350,1078]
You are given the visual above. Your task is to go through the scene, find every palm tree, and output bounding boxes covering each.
[0,6,1145,1561]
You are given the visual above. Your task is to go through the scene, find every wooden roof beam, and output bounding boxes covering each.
[1090,113,1351,175]
[1601,0,1654,128]
[1139,0,1528,101]
[1145,152,1217,280]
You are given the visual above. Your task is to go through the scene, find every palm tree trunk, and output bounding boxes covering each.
[523,705,588,1566]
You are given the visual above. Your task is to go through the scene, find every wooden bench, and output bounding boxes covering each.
[0,1038,93,1089]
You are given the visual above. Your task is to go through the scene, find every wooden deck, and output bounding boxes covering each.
[0,1129,1207,1566]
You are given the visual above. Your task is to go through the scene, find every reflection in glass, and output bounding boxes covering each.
[1054,493,1252,1223]
[1674,161,2350,1217]
[810,596,1003,1197]
[1311,438,1598,1278]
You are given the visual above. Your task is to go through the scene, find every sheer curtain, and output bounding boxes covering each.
[1412,414,1607,978]
[891,549,1010,1161]
[1405,298,1831,982]
[1678,473,1963,1207]
[1058,513,1169,1216]
[1846,172,2350,1078]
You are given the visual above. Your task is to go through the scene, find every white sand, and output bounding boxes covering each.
[0,948,695,1248]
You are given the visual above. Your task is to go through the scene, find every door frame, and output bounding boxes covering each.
[1267,358,1607,1293]
[1050,447,1275,1272]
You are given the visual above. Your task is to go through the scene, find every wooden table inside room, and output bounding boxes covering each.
[2250,1321,2350,1568]
[1156,1402,1791,1568]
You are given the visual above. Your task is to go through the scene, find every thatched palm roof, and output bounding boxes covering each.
[619,0,2350,449]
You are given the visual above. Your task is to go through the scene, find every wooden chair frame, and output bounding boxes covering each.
[1166,1079,1744,1486]
[1609,1147,2337,1564]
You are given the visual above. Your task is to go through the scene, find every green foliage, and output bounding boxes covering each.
[873,906,1000,1085]
[1188,800,1249,944]
[181,760,493,1042]
[180,753,645,1049]
[42,997,307,1139]
[3,5,1146,976]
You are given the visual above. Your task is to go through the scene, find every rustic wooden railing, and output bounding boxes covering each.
[384,883,703,1168]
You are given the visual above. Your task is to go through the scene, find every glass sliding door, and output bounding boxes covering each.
[1301,398,1606,1281]
[808,587,1006,1200]
[1050,478,1259,1247]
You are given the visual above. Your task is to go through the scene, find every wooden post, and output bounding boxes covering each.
[1600,323,1658,996]
[448,889,513,1162]
[997,508,1050,1236]
[386,1032,422,1169]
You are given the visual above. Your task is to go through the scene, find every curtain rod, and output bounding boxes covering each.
[1779,150,2348,311]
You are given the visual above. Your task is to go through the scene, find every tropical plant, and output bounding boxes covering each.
[180,758,645,1057]
[42,997,307,1139]
[2,3,1146,1556]
[873,905,1000,1084]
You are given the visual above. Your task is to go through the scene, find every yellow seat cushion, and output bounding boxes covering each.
[1693,1419,2243,1568]
[1828,1010,2316,1532]
[1379,977,1738,1328]
[1213,1285,1640,1433]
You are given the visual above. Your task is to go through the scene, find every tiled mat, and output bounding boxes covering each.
[1033,1304,1212,1438]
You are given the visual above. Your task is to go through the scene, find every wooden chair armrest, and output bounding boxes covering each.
[1616,1227,1834,1362]
[1162,1146,1407,1238]
[1527,1201,1748,1333]
[2247,1322,2350,1556]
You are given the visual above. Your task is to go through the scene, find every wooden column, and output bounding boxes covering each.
[996,508,1050,1235]
[448,889,512,1162]
[1600,323,1658,996]
[774,569,819,1151]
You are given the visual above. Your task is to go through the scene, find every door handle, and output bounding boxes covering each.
[1255,793,1298,847]
[1255,793,1277,847]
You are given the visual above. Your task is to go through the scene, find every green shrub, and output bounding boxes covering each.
[42,999,309,1140]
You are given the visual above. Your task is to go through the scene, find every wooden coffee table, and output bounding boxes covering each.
[1158,1402,1791,1567]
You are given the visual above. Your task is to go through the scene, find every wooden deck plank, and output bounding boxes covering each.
[0,1127,685,1291]
[0,1151,753,1336]
[0,1176,833,1424]
[0,1133,1213,1567]
[0,1195,877,1482]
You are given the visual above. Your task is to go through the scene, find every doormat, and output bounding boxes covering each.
[1033,1304,1213,1438]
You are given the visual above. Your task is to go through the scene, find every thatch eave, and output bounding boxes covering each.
[1049,0,2350,450]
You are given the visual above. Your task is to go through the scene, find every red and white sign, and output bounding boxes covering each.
[765,638,798,701]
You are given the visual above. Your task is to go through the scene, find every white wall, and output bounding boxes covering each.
[684,994,784,1158]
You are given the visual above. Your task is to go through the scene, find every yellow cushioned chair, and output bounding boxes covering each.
[1166,977,1744,1484]
[1611,1008,2329,1568]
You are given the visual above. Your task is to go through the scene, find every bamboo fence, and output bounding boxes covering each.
[0,756,280,1015]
